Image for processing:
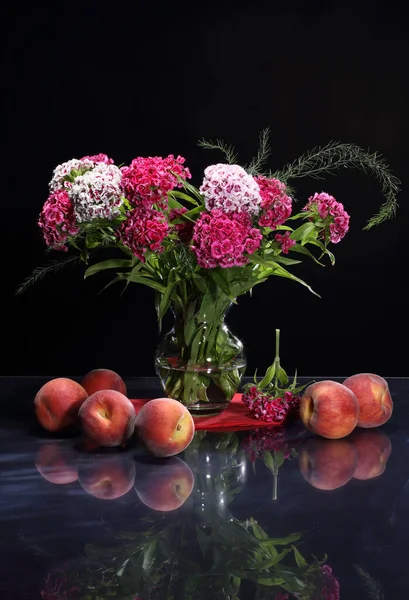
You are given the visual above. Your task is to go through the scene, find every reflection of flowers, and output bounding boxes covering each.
[242,425,307,500]
[41,564,80,599]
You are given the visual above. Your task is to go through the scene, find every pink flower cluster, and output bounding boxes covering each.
[120,155,191,209]
[304,192,350,244]
[191,209,262,269]
[242,386,300,423]
[81,153,114,165]
[200,163,262,215]
[117,207,169,261]
[38,190,79,251]
[169,207,194,243]
[274,230,296,254]
[315,565,340,600]
[256,176,293,229]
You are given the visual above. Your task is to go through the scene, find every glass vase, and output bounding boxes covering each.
[154,282,246,415]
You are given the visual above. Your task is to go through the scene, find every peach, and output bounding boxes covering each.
[34,441,79,484]
[349,429,392,480]
[81,368,127,397]
[134,456,195,511]
[300,380,359,439]
[342,373,393,428]
[135,398,195,458]
[79,455,136,500]
[34,377,89,432]
[78,390,136,448]
[299,437,357,490]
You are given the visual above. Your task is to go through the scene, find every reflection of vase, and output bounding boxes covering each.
[183,431,247,515]
[154,281,246,415]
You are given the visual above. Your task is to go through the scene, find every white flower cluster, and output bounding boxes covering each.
[70,163,124,223]
[199,163,262,215]
[49,158,94,192]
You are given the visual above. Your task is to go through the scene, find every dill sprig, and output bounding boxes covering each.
[273,141,400,230]
[245,127,272,175]
[354,565,384,600]
[15,255,82,295]
[197,137,238,164]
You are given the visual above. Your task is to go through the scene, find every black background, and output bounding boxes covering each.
[2,0,408,378]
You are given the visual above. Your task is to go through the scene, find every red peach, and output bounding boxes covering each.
[349,429,392,480]
[342,373,393,428]
[300,380,359,439]
[81,368,127,397]
[135,398,195,458]
[34,378,89,432]
[135,456,195,511]
[34,441,79,485]
[78,390,136,448]
[79,455,136,500]
[299,437,358,490]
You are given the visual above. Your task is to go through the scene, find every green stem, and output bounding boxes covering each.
[274,328,280,390]
[273,469,278,501]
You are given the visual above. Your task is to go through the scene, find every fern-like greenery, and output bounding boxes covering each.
[197,137,238,164]
[273,141,400,230]
[199,129,400,231]
[15,255,82,295]
[244,127,271,175]
[354,565,384,600]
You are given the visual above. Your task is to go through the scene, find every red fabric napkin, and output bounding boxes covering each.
[130,394,282,431]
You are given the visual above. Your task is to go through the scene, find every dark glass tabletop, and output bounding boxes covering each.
[1,376,407,599]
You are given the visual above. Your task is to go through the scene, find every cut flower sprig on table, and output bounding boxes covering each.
[18,131,400,409]
[242,328,309,424]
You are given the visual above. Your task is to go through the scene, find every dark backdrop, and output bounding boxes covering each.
[2,0,408,378]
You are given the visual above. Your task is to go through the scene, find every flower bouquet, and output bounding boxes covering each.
[19,131,400,413]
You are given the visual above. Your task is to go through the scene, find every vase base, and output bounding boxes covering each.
[187,402,228,417]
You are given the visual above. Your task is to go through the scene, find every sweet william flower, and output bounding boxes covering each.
[304,192,350,244]
[274,230,296,254]
[38,190,79,251]
[120,155,191,209]
[200,163,263,215]
[191,209,262,269]
[117,207,169,261]
[256,176,293,229]
[69,163,123,223]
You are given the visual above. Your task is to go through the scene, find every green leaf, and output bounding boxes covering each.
[293,546,307,567]
[182,204,206,222]
[272,255,302,266]
[277,365,289,385]
[267,261,321,298]
[290,222,317,241]
[128,274,167,294]
[208,268,237,303]
[258,363,276,389]
[96,273,128,295]
[84,259,132,278]
[158,269,177,320]
[168,190,199,205]
[289,243,326,266]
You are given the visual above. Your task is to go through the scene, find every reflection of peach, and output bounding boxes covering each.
[78,455,136,500]
[34,378,88,432]
[343,373,393,428]
[135,456,195,512]
[299,437,357,490]
[81,368,127,397]
[35,442,79,484]
[349,429,392,480]
[300,380,359,439]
